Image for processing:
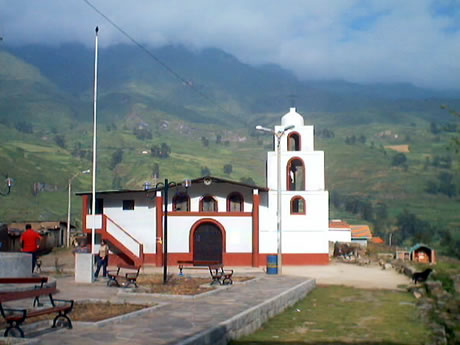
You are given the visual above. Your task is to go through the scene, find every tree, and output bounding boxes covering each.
[391,153,407,166]
[159,143,171,159]
[438,172,456,197]
[110,149,123,169]
[54,135,66,149]
[394,210,433,245]
[152,163,160,179]
[223,164,232,175]
[201,166,211,176]
[424,180,438,194]
[240,177,256,185]
[201,136,209,147]
[15,121,33,134]
[430,121,440,134]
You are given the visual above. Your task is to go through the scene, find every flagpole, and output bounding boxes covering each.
[91,26,99,261]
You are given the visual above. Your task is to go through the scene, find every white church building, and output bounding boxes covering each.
[78,107,331,267]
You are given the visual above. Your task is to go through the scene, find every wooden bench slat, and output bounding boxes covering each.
[0,277,48,284]
[0,287,57,302]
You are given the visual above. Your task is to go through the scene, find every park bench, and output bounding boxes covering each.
[177,260,221,276]
[0,285,73,337]
[107,265,141,288]
[0,277,48,307]
[208,264,234,285]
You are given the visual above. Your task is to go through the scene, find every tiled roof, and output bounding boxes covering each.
[350,225,372,239]
[371,236,384,244]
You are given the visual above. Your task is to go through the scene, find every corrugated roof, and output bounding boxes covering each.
[76,175,268,196]
[329,220,351,229]
[350,224,372,239]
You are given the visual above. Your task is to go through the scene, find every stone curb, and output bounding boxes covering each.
[175,278,316,345]
[117,277,262,300]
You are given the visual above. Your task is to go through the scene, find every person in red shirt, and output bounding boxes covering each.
[20,224,42,273]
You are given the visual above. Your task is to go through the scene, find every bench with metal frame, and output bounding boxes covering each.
[107,265,141,288]
[177,260,221,276]
[0,285,73,337]
[208,264,234,285]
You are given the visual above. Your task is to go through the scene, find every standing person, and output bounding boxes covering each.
[94,239,109,280]
[20,224,42,273]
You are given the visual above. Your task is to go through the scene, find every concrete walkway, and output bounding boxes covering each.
[22,274,315,345]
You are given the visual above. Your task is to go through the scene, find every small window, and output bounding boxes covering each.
[200,195,218,212]
[122,200,135,211]
[227,192,244,212]
[291,196,305,214]
[287,132,301,151]
[88,198,104,215]
[173,193,190,211]
[287,158,305,191]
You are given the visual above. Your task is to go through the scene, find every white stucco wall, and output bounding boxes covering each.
[328,229,352,243]
[102,193,157,253]
[259,230,328,254]
[168,216,253,253]
[266,151,325,191]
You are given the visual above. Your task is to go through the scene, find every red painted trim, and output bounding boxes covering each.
[189,218,226,262]
[82,195,89,230]
[226,192,244,212]
[252,193,260,267]
[259,253,329,265]
[290,196,306,215]
[170,211,251,217]
[156,195,163,267]
[287,131,301,151]
[199,195,218,212]
[172,193,190,211]
[287,156,306,191]
[166,253,328,266]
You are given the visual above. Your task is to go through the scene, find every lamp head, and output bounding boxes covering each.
[6,177,13,188]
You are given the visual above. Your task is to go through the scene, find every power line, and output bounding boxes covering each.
[82,0,235,119]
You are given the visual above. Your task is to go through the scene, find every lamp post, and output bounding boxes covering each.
[67,169,90,247]
[154,178,190,284]
[91,26,99,256]
[256,124,294,274]
[0,176,13,197]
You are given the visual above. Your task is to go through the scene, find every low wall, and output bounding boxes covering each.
[178,278,316,345]
[0,252,32,277]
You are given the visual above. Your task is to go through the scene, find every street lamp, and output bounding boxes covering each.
[256,124,294,274]
[67,169,90,247]
[0,176,14,197]
[154,178,191,284]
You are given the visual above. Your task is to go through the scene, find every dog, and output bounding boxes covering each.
[412,268,432,284]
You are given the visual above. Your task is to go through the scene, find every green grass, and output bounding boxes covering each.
[231,286,432,345]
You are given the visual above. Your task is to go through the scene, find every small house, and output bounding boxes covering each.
[410,243,436,264]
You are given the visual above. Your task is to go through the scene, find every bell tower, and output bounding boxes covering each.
[260,107,330,264]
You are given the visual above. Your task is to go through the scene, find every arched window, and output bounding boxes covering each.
[200,195,218,212]
[227,192,244,212]
[291,196,306,214]
[287,157,305,191]
[173,193,190,211]
[287,132,301,151]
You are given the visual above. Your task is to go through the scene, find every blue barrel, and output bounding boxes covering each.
[267,255,278,274]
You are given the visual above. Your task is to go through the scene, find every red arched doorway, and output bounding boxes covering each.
[192,221,224,263]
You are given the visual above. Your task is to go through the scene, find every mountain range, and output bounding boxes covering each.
[0,42,459,255]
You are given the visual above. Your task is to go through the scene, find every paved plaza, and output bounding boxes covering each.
[3,270,315,345]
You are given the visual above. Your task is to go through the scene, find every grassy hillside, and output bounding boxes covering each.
[0,44,459,256]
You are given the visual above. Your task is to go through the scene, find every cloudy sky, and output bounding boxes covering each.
[1,0,459,90]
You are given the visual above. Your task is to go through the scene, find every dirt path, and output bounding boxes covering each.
[40,249,410,290]
[283,262,410,290]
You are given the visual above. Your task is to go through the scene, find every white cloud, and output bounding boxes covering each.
[0,0,459,89]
